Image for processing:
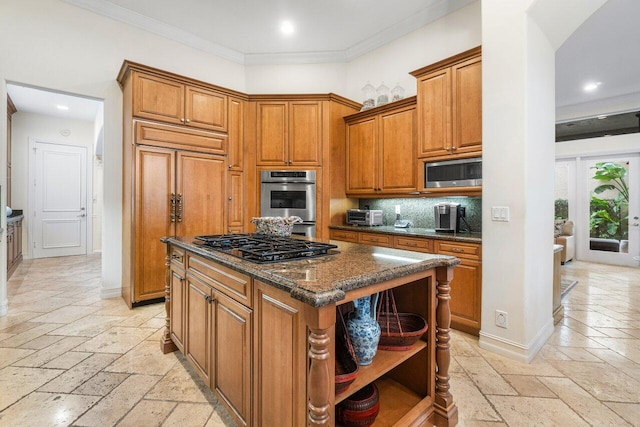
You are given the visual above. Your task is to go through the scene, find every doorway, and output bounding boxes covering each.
[29,140,89,258]
[578,155,640,266]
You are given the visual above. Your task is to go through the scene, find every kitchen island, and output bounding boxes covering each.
[161,235,460,426]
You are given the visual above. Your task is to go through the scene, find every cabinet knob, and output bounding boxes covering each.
[451,146,457,151]
[228,196,232,201]
[185,118,190,123]
[228,165,232,169]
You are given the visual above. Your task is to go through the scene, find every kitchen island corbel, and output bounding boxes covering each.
[161,236,459,426]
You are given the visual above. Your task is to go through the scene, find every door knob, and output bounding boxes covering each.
[78,213,86,217]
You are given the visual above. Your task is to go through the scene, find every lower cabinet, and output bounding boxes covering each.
[170,251,253,427]
[7,218,23,279]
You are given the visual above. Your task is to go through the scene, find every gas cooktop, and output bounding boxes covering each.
[194,234,338,264]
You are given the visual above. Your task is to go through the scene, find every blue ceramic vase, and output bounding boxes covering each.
[346,294,381,366]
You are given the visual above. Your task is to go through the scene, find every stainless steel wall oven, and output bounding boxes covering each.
[260,170,316,237]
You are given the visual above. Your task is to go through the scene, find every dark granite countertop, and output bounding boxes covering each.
[330,225,482,244]
[7,212,24,223]
[162,236,460,307]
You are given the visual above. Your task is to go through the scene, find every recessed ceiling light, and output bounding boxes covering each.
[583,82,602,92]
[280,20,295,35]
[597,115,607,119]
[56,105,69,110]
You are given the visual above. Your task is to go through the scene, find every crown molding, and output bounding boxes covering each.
[64,0,474,66]
[63,0,245,63]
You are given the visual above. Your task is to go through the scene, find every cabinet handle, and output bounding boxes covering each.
[170,193,177,223]
[228,196,232,201]
[205,295,214,304]
[450,248,463,253]
[228,165,232,169]
[405,242,417,247]
[180,118,185,123]
[185,118,190,123]
[176,194,183,222]
[451,146,457,151]
[171,254,182,262]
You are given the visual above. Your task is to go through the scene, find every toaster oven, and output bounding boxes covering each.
[346,209,383,226]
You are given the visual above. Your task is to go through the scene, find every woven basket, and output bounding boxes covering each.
[336,383,380,427]
[376,289,428,351]
[335,308,358,394]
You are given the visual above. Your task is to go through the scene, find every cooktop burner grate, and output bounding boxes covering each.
[193,234,338,263]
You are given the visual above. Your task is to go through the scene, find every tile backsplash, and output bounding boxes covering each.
[359,197,482,232]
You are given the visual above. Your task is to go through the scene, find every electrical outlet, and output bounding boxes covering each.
[495,310,508,328]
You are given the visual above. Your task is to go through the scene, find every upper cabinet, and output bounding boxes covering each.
[411,47,482,160]
[345,98,417,196]
[255,100,322,166]
[128,69,228,133]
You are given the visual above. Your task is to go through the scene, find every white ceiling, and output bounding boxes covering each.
[7,84,102,122]
[8,0,639,122]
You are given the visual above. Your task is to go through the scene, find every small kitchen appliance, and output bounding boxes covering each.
[346,209,383,226]
[434,202,460,233]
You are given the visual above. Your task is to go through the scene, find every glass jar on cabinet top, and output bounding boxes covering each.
[361,82,376,111]
[376,82,390,106]
[391,83,404,102]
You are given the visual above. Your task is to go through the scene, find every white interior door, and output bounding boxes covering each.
[32,141,88,258]
[578,154,639,266]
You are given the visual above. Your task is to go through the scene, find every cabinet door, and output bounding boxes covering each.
[227,97,245,170]
[212,291,252,426]
[379,107,417,193]
[452,56,482,155]
[170,268,186,352]
[6,224,14,269]
[134,146,175,302]
[256,102,287,165]
[288,101,322,165]
[346,117,378,194]
[227,171,244,231]
[416,68,451,158]
[175,152,226,237]
[15,221,22,259]
[448,259,482,335]
[185,86,227,132]
[186,276,212,384]
[132,72,184,125]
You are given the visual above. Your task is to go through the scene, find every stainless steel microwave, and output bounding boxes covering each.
[424,157,482,188]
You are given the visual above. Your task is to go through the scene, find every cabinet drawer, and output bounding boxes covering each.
[135,120,227,155]
[436,241,481,260]
[358,233,393,247]
[329,229,358,243]
[395,236,433,253]
[170,247,185,267]
[187,254,252,307]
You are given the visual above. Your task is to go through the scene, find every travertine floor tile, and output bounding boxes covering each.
[502,375,556,398]
[0,347,34,369]
[18,334,65,350]
[105,339,179,375]
[72,371,129,396]
[163,402,214,427]
[0,366,64,411]
[0,392,98,427]
[43,351,93,370]
[487,395,588,426]
[449,374,502,423]
[456,356,517,395]
[545,325,607,348]
[549,360,640,403]
[38,353,120,393]
[117,399,176,427]
[50,315,127,337]
[11,336,88,368]
[539,377,629,426]
[0,323,60,348]
[74,374,161,426]
[29,305,99,324]
[74,326,156,354]
[145,361,214,403]
[605,401,640,426]
[591,336,640,360]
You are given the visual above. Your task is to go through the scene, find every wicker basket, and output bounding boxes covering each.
[336,383,380,427]
[335,308,359,394]
[250,216,302,236]
[376,289,428,351]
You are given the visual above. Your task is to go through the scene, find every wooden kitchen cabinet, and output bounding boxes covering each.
[255,100,322,166]
[227,97,245,171]
[169,248,186,353]
[132,71,228,132]
[345,98,417,195]
[7,218,23,279]
[227,171,244,232]
[127,146,226,306]
[435,240,482,335]
[186,275,212,384]
[412,47,482,160]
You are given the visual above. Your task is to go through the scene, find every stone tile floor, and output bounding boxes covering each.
[1,255,639,426]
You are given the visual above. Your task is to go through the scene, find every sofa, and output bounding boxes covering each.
[554,220,575,264]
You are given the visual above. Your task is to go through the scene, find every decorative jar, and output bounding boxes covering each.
[376,82,390,107]
[346,294,381,366]
[361,82,376,111]
[391,83,404,102]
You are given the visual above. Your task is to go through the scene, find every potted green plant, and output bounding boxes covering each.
[589,162,629,241]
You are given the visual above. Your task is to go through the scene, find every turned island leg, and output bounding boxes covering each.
[434,265,458,425]
[161,251,177,354]
[308,328,331,426]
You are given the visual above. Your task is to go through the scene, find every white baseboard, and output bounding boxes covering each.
[100,287,121,300]
[0,299,7,316]
[478,318,555,363]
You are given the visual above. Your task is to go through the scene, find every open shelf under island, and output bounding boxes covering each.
[161,235,460,427]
